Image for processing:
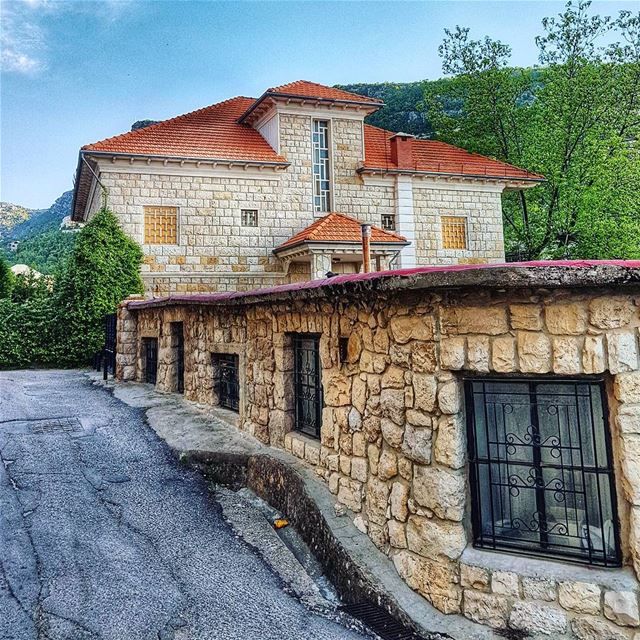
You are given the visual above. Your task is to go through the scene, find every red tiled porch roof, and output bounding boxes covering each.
[274,212,407,253]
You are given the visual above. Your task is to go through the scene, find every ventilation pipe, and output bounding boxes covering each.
[361,223,372,273]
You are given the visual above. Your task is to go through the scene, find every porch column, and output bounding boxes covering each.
[311,251,332,280]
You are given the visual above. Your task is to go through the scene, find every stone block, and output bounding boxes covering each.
[412,374,437,412]
[390,482,409,522]
[325,373,351,406]
[413,465,465,521]
[411,341,437,373]
[553,336,582,374]
[350,457,368,483]
[621,435,640,505]
[366,477,390,526]
[406,515,466,561]
[460,565,490,591]
[291,437,305,459]
[518,332,552,373]
[337,477,362,512]
[440,306,508,336]
[558,581,601,615]
[467,336,491,372]
[388,520,407,549]
[510,304,543,330]
[381,418,404,449]
[304,442,320,466]
[604,591,640,627]
[522,576,556,602]
[491,571,520,597]
[377,447,398,481]
[572,615,630,640]
[509,601,567,635]
[401,424,432,464]
[382,365,405,389]
[545,303,588,335]
[351,377,367,414]
[492,336,517,373]
[433,414,466,470]
[463,590,509,629]
[583,335,607,374]
[617,405,640,434]
[389,315,435,344]
[615,373,640,404]
[437,380,462,415]
[440,337,466,370]
[589,297,635,329]
[608,333,639,374]
[380,388,405,425]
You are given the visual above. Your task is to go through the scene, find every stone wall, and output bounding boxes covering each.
[116,279,640,638]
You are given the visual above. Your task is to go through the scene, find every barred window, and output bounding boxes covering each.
[144,206,178,244]
[381,214,396,231]
[441,215,467,250]
[312,120,331,212]
[241,209,258,227]
[466,377,621,567]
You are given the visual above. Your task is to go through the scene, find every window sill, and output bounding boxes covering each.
[461,546,638,591]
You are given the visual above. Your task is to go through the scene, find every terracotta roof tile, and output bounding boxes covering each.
[266,80,383,104]
[363,125,544,181]
[275,212,407,252]
[83,97,287,162]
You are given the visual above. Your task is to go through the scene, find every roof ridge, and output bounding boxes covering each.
[83,95,255,151]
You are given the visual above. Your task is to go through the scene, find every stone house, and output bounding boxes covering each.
[71,81,542,296]
[116,260,640,639]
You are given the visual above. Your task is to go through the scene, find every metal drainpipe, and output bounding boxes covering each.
[361,223,372,273]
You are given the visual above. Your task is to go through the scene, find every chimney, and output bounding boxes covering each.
[361,223,372,273]
[390,132,415,169]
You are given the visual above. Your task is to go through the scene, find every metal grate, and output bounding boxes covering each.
[381,214,396,231]
[143,337,158,385]
[216,353,239,412]
[466,377,621,566]
[171,322,185,394]
[341,603,425,640]
[30,417,83,434]
[441,215,467,250]
[294,335,323,439]
[241,209,259,227]
[144,206,178,244]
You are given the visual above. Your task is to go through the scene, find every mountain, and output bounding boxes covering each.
[6,190,73,241]
[0,202,33,239]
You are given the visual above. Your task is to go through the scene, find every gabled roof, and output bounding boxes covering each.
[238,80,383,123]
[362,125,544,181]
[274,212,408,253]
[82,97,287,163]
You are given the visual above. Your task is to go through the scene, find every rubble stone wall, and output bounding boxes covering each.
[117,285,640,638]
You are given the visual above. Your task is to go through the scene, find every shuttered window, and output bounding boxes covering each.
[144,206,178,244]
[442,216,467,250]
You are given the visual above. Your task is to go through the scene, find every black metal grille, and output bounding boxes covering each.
[294,335,322,439]
[340,603,425,640]
[217,353,239,412]
[466,377,621,567]
[171,322,184,394]
[143,338,158,385]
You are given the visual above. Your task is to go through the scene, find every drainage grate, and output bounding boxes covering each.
[341,602,426,640]
[29,418,83,434]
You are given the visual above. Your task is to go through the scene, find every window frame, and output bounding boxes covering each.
[312,119,332,213]
[241,209,259,228]
[464,374,622,567]
[381,213,396,232]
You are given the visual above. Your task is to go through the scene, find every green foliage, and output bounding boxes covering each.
[6,230,77,274]
[0,208,143,369]
[0,256,13,299]
[424,1,640,260]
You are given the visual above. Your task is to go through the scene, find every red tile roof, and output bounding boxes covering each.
[363,125,544,181]
[266,80,383,104]
[82,97,287,163]
[275,212,407,252]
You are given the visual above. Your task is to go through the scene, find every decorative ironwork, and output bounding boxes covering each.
[143,338,158,385]
[171,322,184,394]
[217,353,239,412]
[100,313,117,380]
[294,335,323,439]
[466,377,621,567]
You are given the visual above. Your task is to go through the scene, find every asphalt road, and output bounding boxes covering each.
[0,369,365,640]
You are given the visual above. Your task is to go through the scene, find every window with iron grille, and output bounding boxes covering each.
[293,335,323,439]
[466,377,621,567]
[214,353,239,412]
[312,120,331,212]
[381,214,396,231]
[241,209,258,227]
[142,337,158,385]
[144,206,178,244]
[441,215,467,250]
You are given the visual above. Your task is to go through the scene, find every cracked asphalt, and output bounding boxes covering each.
[0,369,366,640]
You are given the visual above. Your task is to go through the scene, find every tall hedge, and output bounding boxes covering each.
[0,208,143,369]
[0,256,13,299]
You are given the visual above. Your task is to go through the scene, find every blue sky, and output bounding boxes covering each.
[2,0,637,209]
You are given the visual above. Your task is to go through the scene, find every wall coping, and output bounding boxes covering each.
[127,260,640,311]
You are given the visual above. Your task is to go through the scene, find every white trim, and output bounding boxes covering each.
[395,175,416,269]
[360,175,395,187]
[275,103,369,121]
[412,177,505,193]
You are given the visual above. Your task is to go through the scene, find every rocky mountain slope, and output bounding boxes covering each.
[0,202,32,239]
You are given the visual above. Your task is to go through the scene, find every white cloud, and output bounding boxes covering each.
[1,0,136,76]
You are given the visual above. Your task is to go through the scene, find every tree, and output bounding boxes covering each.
[51,208,143,366]
[424,1,640,259]
[0,257,13,298]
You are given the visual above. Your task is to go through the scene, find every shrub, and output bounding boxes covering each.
[0,256,13,299]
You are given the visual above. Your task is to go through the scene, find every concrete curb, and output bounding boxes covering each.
[89,372,497,640]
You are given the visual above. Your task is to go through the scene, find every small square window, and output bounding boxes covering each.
[241,209,258,227]
[381,214,396,231]
[144,206,178,244]
[442,216,468,250]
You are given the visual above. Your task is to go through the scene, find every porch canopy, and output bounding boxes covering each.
[273,212,409,279]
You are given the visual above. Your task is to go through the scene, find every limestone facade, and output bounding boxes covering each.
[116,270,640,637]
[86,111,508,297]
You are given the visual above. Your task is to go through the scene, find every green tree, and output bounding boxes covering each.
[0,256,13,298]
[51,208,143,366]
[424,1,640,259]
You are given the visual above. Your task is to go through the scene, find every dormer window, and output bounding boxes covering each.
[312,120,331,212]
